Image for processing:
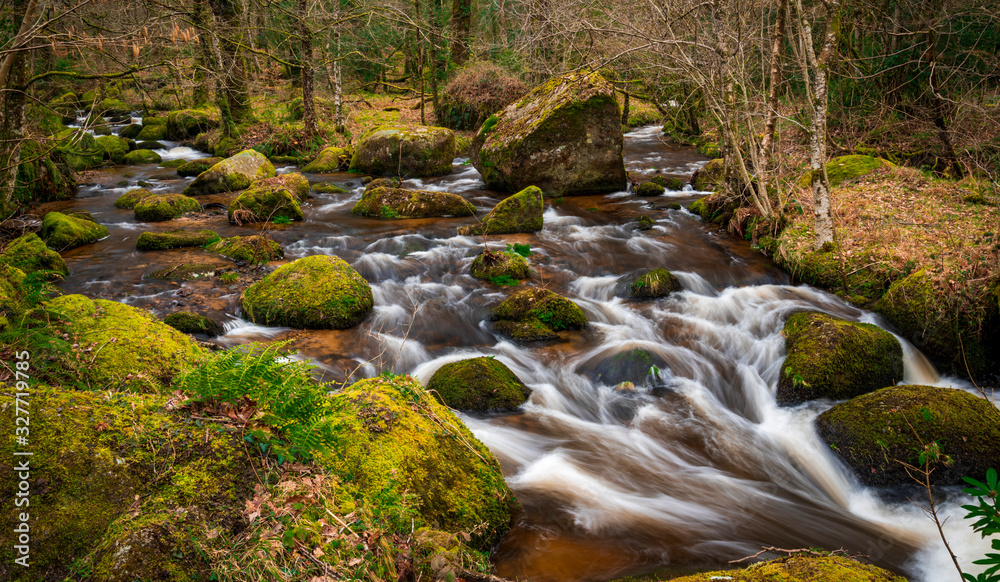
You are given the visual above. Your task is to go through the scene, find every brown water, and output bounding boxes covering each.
[46,126,989,582]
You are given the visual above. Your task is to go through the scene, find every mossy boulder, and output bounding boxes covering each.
[0,264,26,329]
[457,185,543,236]
[158,159,186,168]
[98,97,131,116]
[113,188,155,209]
[624,268,682,299]
[135,124,168,141]
[634,215,655,230]
[44,294,206,390]
[666,555,907,582]
[136,229,220,250]
[0,233,69,276]
[40,211,109,250]
[470,69,626,196]
[312,183,348,194]
[55,129,104,171]
[650,175,685,190]
[183,149,276,196]
[302,145,352,172]
[817,385,1000,487]
[207,235,284,263]
[351,186,475,219]
[95,135,130,163]
[427,357,531,411]
[777,312,903,404]
[166,108,220,140]
[228,176,305,224]
[123,149,162,165]
[349,124,456,177]
[146,263,218,281]
[241,254,373,329]
[582,349,667,387]
[13,139,76,206]
[163,311,223,336]
[691,158,723,191]
[323,375,514,550]
[118,123,142,139]
[634,181,665,196]
[491,288,587,341]
[176,156,222,177]
[93,125,112,136]
[795,155,892,190]
[135,140,166,151]
[134,194,202,222]
[470,248,530,281]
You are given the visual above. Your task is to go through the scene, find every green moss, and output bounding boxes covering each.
[777,312,903,404]
[13,140,77,207]
[163,311,223,336]
[470,248,530,281]
[634,215,655,230]
[41,211,109,250]
[136,140,166,151]
[183,149,276,196]
[457,185,543,236]
[817,384,1000,487]
[348,124,456,177]
[94,135,130,163]
[176,156,222,177]
[55,130,104,172]
[241,255,373,329]
[43,294,206,391]
[0,233,69,276]
[655,555,907,582]
[112,188,155,209]
[795,155,892,190]
[206,235,284,263]
[322,375,514,550]
[135,124,168,141]
[146,263,218,281]
[426,357,530,411]
[650,175,685,191]
[691,158,723,192]
[166,108,220,140]
[158,159,186,169]
[136,229,220,251]
[134,194,202,222]
[312,183,348,194]
[124,149,163,165]
[99,97,130,115]
[634,182,665,196]
[627,268,682,299]
[351,186,475,219]
[302,145,353,173]
[228,177,305,224]
[491,288,587,341]
[118,123,142,139]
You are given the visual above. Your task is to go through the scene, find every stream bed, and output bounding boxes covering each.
[44,125,991,582]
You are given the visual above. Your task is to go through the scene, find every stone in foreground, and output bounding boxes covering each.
[349,125,455,177]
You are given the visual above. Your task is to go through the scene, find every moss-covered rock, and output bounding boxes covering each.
[583,349,667,387]
[98,97,131,116]
[136,229,220,251]
[795,155,893,190]
[0,264,26,330]
[228,176,305,224]
[427,357,531,411]
[176,156,222,177]
[777,312,903,404]
[650,175,685,190]
[491,288,587,341]
[0,233,69,276]
[634,181,665,196]
[207,235,284,263]
[241,254,373,329]
[113,187,155,209]
[691,158,724,191]
[166,108,220,140]
[135,124,168,141]
[817,384,1000,487]
[302,145,353,173]
[163,311,223,336]
[118,123,142,139]
[146,263,218,281]
[470,70,626,196]
[312,183,348,194]
[470,248,530,281]
[40,211,109,250]
[457,185,543,236]
[323,375,514,550]
[12,140,76,207]
[349,124,456,177]
[123,149,162,165]
[135,140,166,151]
[134,194,202,222]
[625,268,682,299]
[44,294,206,390]
[351,186,475,219]
[95,135,130,163]
[664,555,907,581]
[54,129,104,171]
[93,125,112,136]
[183,149,276,196]
[634,215,655,230]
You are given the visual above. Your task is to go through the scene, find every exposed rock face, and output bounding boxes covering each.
[470,70,626,196]
[457,185,543,236]
[183,149,276,196]
[351,186,475,219]
[349,125,456,177]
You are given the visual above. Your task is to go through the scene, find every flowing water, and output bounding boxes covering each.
[45,125,993,581]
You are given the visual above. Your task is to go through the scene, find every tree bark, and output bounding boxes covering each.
[192,0,213,107]
[298,0,318,135]
[450,0,472,65]
[0,0,41,214]
[209,0,254,136]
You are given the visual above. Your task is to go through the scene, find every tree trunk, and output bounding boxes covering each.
[450,0,472,65]
[209,0,254,136]
[926,26,960,176]
[759,0,787,160]
[192,0,213,107]
[620,90,629,125]
[0,0,41,214]
[298,0,318,135]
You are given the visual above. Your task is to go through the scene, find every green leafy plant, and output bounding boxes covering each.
[962,468,1000,582]
[506,242,531,258]
[380,205,400,219]
[218,272,239,284]
[272,215,292,225]
[488,274,519,286]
